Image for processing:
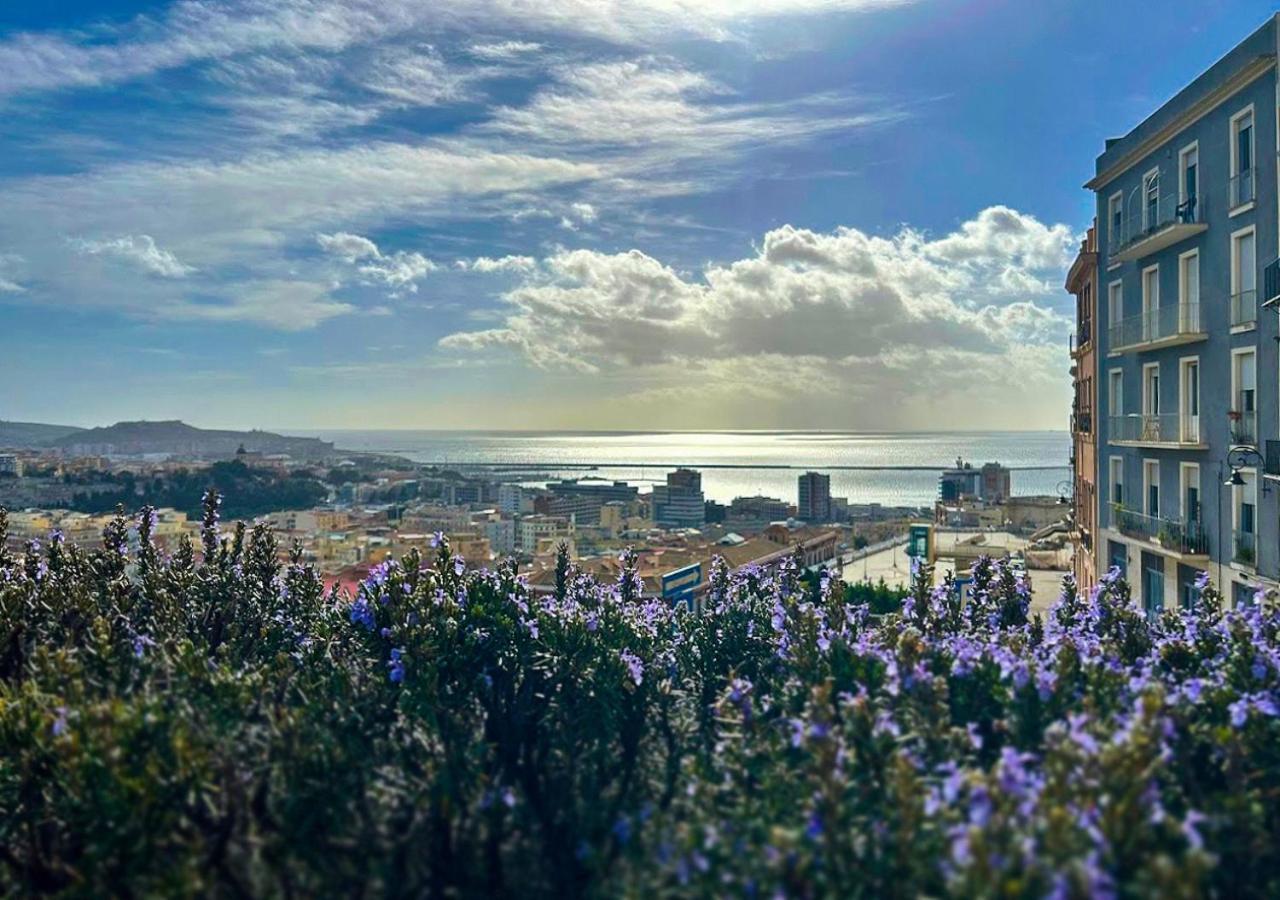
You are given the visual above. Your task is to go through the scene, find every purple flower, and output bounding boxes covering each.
[51,706,69,737]
[388,647,405,683]
[619,649,644,686]
[805,810,823,840]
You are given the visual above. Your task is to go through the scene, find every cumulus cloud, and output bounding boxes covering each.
[317,231,436,291]
[456,255,539,273]
[72,234,195,277]
[441,206,1078,426]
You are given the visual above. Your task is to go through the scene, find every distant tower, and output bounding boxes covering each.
[797,471,832,522]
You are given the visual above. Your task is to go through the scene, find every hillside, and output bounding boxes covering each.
[0,420,85,448]
[49,419,335,459]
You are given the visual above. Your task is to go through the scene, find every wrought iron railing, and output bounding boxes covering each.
[1230,168,1256,208]
[1109,413,1198,444]
[1264,258,1280,306]
[1230,408,1257,446]
[1233,529,1257,566]
[1230,289,1258,328]
[1112,504,1209,556]
[1108,302,1202,350]
[1108,191,1203,258]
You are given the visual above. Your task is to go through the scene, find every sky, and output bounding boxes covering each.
[1,0,1276,432]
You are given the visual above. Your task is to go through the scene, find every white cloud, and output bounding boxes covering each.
[317,231,436,290]
[360,45,473,107]
[72,234,195,277]
[441,206,1078,427]
[0,0,913,97]
[457,255,539,273]
[467,40,542,61]
[0,254,25,293]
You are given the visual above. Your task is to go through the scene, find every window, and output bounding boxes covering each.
[1231,107,1255,207]
[1143,170,1160,231]
[1233,469,1257,567]
[1108,280,1124,331]
[1143,364,1160,417]
[1232,350,1256,445]
[1179,143,1199,221]
[1144,460,1160,518]
[1109,192,1124,253]
[1110,369,1124,416]
[1110,457,1124,507]
[1142,266,1159,341]
[1180,358,1200,443]
[1181,464,1200,524]
[1231,227,1257,328]
[1179,250,1199,330]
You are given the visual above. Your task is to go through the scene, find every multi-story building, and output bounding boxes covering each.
[1067,221,1099,589]
[517,514,574,556]
[538,479,639,525]
[980,463,1012,504]
[0,454,23,477]
[1086,16,1280,610]
[652,468,705,528]
[797,471,832,522]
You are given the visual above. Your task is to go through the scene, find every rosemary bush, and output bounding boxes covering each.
[1,494,1278,897]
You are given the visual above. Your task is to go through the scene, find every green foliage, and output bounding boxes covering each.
[1,499,1279,897]
[61,459,327,519]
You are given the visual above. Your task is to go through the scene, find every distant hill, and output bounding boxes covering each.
[48,420,336,460]
[0,420,86,448]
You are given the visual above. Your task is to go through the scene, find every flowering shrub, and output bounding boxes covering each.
[1,494,1279,896]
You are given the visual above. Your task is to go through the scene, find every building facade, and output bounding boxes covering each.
[1086,16,1280,611]
[1067,221,1099,589]
[797,471,832,522]
[652,468,706,528]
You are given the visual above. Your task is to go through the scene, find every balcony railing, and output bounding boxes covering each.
[1265,258,1280,307]
[1233,529,1257,567]
[1109,192,1206,262]
[1266,440,1280,477]
[1230,409,1257,446]
[1230,168,1256,208]
[1108,302,1203,352]
[1073,411,1093,435]
[1113,504,1209,557]
[1230,289,1258,328]
[1109,413,1200,446]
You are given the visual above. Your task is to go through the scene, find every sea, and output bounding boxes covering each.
[298,430,1072,508]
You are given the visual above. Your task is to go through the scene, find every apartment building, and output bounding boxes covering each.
[1086,16,1280,610]
[652,468,706,529]
[797,471,832,522]
[1067,222,1099,589]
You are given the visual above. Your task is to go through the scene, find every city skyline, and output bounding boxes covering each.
[3,1,1278,431]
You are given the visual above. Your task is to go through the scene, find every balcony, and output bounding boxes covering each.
[1229,408,1257,446]
[1073,411,1093,436]
[1266,440,1280,479]
[1108,302,1205,354]
[1109,193,1207,263]
[1264,258,1280,307]
[1233,529,1257,567]
[1070,320,1092,355]
[1230,289,1257,329]
[1109,413,1203,448]
[1112,504,1209,558]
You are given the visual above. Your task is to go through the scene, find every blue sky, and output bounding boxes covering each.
[0,0,1275,431]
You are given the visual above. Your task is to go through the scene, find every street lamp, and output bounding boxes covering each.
[1223,445,1271,494]
[1055,479,1074,506]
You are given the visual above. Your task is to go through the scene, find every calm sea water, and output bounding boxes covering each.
[298,430,1072,507]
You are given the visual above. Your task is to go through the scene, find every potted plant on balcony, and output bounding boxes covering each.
[1156,521,1183,552]
[1235,538,1256,567]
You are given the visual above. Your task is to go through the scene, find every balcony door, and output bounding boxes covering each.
[1180,358,1199,443]
[1142,266,1159,342]
[1179,250,1199,332]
